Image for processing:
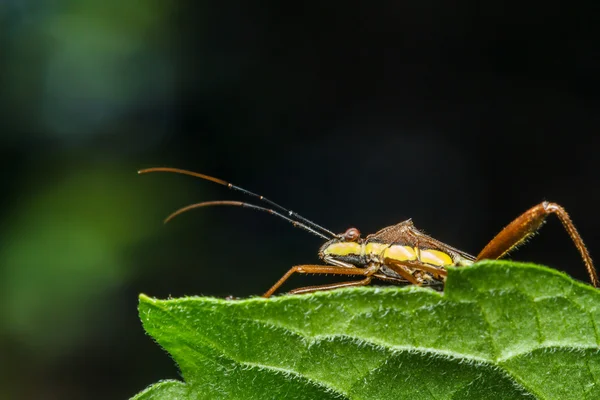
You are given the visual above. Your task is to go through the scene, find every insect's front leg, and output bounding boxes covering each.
[262,264,379,298]
[476,201,598,287]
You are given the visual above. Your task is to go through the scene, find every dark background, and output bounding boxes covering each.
[1,1,598,399]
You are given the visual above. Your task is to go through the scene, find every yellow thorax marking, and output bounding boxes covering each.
[323,242,362,256]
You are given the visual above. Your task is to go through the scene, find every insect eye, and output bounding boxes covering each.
[343,227,361,241]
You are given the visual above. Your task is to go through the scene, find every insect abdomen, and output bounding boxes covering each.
[366,243,454,267]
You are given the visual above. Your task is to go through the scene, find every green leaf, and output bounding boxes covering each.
[132,261,600,399]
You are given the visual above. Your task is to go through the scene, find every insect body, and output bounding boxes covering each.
[318,222,475,284]
[139,167,599,297]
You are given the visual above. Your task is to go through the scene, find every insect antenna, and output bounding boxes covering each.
[163,200,331,240]
[138,167,337,239]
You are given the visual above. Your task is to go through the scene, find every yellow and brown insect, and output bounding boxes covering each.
[139,167,599,297]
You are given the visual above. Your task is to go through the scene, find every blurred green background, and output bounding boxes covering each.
[1,1,599,399]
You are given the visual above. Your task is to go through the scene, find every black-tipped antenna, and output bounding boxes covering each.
[138,167,337,238]
[164,200,331,240]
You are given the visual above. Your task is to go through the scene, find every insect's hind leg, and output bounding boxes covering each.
[476,201,598,287]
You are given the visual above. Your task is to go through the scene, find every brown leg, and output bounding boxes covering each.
[373,273,409,284]
[288,276,373,295]
[382,260,422,285]
[262,264,378,298]
[476,201,598,287]
[385,258,448,281]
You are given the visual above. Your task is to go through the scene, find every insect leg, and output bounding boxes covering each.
[476,201,598,287]
[373,273,409,284]
[262,264,378,298]
[288,277,373,295]
[382,260,422,285]
[385,258,448,279]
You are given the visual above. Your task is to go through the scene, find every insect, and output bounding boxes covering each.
[139,167,599,297]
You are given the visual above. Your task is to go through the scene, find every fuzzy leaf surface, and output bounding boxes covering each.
[133,261,600,399]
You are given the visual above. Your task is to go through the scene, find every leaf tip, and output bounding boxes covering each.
[139,293,156,304]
